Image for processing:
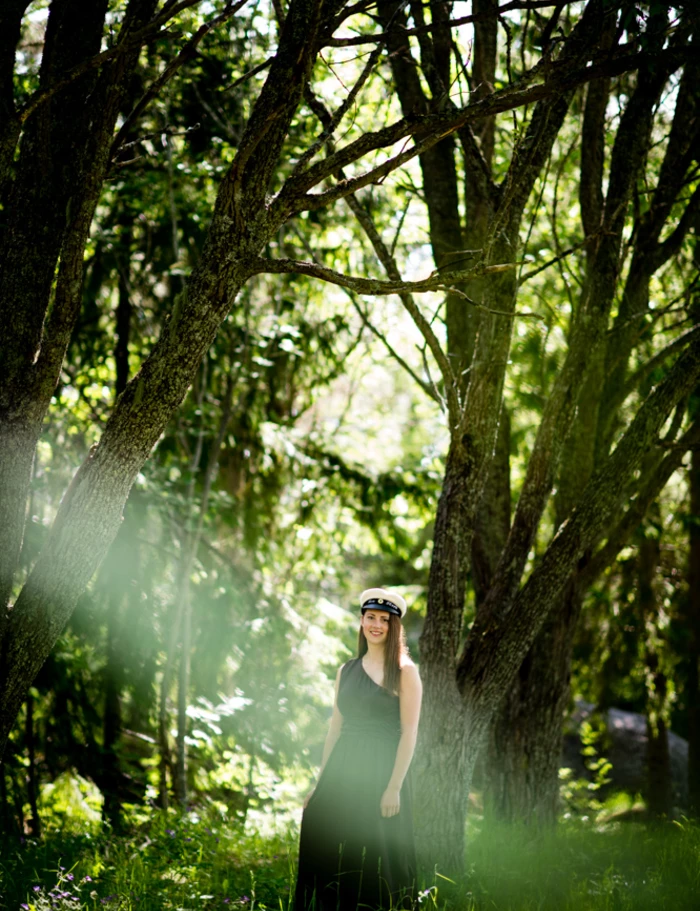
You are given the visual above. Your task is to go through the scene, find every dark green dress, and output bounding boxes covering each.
[295,658,416,910]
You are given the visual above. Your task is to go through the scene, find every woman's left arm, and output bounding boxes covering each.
[380,664,423,818]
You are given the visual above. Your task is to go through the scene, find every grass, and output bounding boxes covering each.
[1,812,699,910]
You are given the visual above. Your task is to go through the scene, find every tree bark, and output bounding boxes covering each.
[486,581,581,825]
[688,442,700,815]
[411,439,474,873]
[373,0,623,869]
[0,0,156,618]
[102,588,125,829]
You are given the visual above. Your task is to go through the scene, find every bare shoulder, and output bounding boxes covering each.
[399,660,421,684]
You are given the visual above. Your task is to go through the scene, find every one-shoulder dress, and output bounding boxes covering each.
[295,657,416,910]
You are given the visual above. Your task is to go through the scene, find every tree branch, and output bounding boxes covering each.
[324,2,569,48]
[343,192,460,423]
[19,0,237,123]
[348,294,441,404]
[279,43,688,216]
[622,325,700,401]
[110,0,247,160]
[518,229,606,283]
[248,255,518,293]
[458,327,700,726]
[581,419,700,588]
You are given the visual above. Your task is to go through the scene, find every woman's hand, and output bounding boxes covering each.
[380,786,400,817]
[303,787,315,809]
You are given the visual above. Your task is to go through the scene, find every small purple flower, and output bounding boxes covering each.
[83,875,93,882]
[66,873,74,881]
[166,828,176,836]
[241,898,250,904]
[185,837,192,842]
[20,904,29,910]
[33,885,42,891]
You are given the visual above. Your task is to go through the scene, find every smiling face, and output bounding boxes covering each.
[361,608,392,645]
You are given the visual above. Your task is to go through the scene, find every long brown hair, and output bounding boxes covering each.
[357,613,408,695]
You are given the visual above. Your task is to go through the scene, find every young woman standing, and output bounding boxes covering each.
[295,588,422,910]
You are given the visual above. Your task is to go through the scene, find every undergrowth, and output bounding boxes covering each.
[1,812,699,910]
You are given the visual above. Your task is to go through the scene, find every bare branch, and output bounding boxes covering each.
[348,294,441,404]
[278,44,689,216]
[446,284,545,320]
[292,41,385,175]
[324,2,569,48]
[343,192,460,422]
[519,229,607,283]
[247,255,518,294]
[222,55,274,93]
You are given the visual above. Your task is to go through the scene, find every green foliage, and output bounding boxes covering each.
[560,718,614,820]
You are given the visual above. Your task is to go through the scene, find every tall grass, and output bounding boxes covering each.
[1,812,699,910]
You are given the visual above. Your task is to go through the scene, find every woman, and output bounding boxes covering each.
[295,588,422,911]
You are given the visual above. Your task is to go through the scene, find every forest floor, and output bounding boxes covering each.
[1,811,699,910]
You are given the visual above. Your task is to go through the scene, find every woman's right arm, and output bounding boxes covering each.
[303,665,344,808]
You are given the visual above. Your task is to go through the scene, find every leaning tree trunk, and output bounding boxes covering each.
[0,0,326,759]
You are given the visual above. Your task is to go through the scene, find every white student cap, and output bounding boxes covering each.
[359,588,407,619]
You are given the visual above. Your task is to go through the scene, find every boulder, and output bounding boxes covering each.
[563,700,689,807]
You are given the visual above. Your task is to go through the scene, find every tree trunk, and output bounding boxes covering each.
[25,691,41,837]
[175,582,192,805]
[0,756,14,836]
[638,533,673,819]
[412,440,474,875]
[102,593,124,829]
[482,13,675,825]
[101,235,133,828]
[687,444,700,815]
[646,709,673,819]
[486,582,581,825]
